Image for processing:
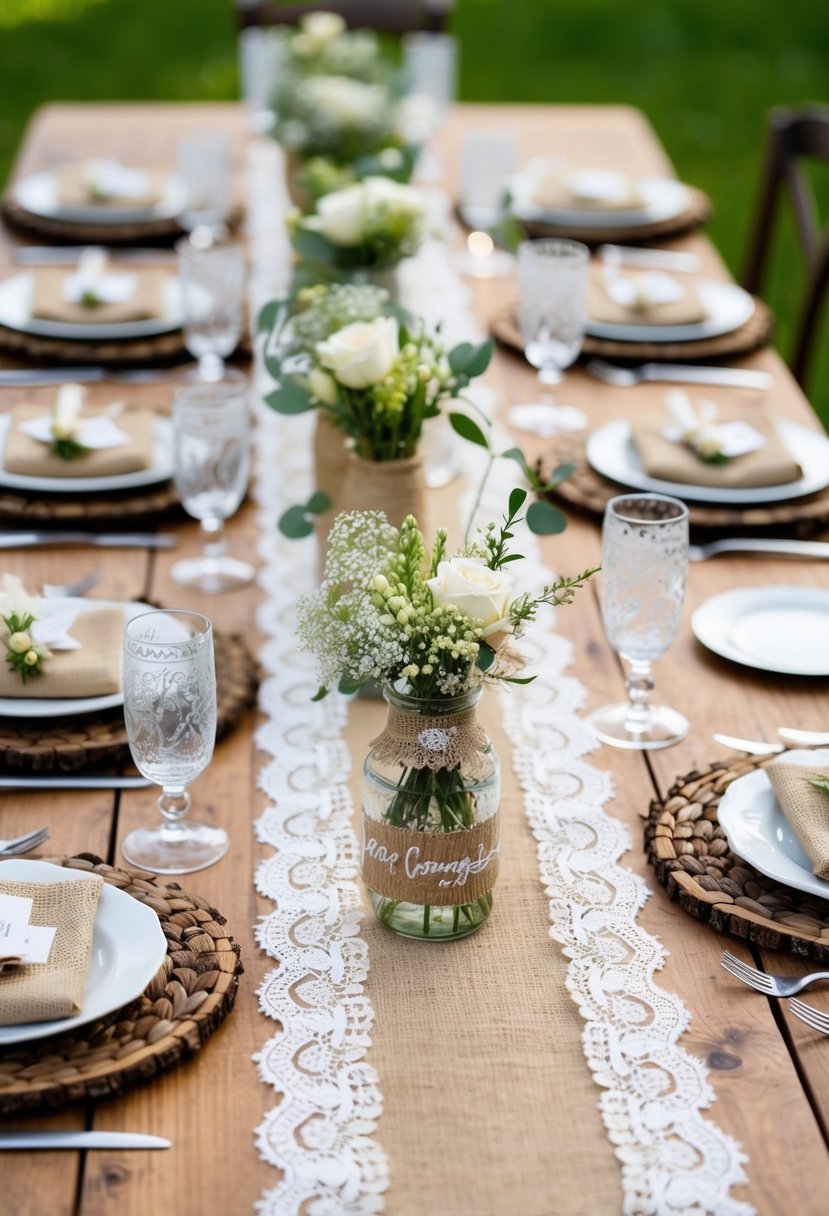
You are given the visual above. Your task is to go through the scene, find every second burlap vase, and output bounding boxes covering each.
[337,450,427,531]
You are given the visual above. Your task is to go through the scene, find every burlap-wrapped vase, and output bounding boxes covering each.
[338,450,427,532]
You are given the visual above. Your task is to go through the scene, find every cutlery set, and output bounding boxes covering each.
[721,951,829,1038]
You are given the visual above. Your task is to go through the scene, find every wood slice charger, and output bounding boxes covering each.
[645,755,829,961]
[0,854,242,1113]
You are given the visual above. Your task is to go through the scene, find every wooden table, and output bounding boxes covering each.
[0,102,828,1216]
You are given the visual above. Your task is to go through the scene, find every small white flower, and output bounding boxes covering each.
[8,631,31,655]
[299,11,346,47]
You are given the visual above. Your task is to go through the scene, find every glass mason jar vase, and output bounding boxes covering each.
[362,685,500,940]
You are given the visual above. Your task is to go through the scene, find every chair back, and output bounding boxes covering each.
[235,0,454,34]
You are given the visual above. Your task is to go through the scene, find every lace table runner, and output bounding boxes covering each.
[247,139,753,1215]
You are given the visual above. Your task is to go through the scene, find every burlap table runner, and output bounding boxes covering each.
[30,266,167,325]
[630,403,803,488]
[4,404,155,478]
[588,266,708,326]
[0,871,102,1024]
[56,163,167,209]
[0,607,122,699]
[767,757,829,879]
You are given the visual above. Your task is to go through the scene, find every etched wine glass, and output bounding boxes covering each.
[587,493,689,749]
[512,237,589,436]
[121,610,225,873]
[177,132,231,243]
[171,379,255,593]
[177,239,245,385]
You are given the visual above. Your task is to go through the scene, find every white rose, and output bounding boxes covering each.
[300,76,385,126]
[306,182,366,246]
[427,558,515,648]
[299,11,346,47]
[362,175,425,222]
[317,317,398,389]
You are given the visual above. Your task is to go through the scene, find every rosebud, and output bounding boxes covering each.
[8,631,31,654]
[23,650,38,667]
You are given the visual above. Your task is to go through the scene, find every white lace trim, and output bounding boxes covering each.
[246,137,754,1216]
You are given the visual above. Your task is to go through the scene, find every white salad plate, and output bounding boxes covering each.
[691,586,829,677]
[0,414,173,493]
[0,597,153,719]
[585,418,829,504]
[0,858,167,1047]
[509,164,691,229]
[13,168,187,226]
[0,271,188,341]
[717,754,829,900]
[585,279,755,343]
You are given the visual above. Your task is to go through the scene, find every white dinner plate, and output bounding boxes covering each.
[509,164,691,229]
[0,858,167,1046]
[691,586,829,676]
[717,755,829,899]
[585,418,829,504]
[0,271,187,340]
[585,280,755,343]
[0,414,173,493]
[13,168,187,226]
[0,597,153,719]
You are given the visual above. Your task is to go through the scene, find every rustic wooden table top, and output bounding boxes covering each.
[0,101,827,1216]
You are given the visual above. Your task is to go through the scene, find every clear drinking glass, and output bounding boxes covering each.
[587,493,690,750]
[402,32,457,180]
[457,130,517,279]
[513,238,589,435]
[171,380,255,593]
[177,133,231,242]
[238,26,284,134]
[121,610,225,874]
[177,240,245,384]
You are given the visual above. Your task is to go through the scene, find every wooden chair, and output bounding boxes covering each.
[234,0,454,35]
[742,105,829,389]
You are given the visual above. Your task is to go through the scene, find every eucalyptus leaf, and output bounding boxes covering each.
[476,644,496,672]
[508,486,528,517]
[311,685,329,702]
[265,379,314,415]
[257,299,281,335]
[306,490,332,515]
[338,674,365,695]
[449,411,489,449]
[526,499,568,535]
[278,505,315,539]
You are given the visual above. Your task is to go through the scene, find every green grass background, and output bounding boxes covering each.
[0,0,827,419]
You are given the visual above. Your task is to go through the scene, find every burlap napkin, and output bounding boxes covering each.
[588,265,708,326]
[30,266,167,325]
[0,607,122,699]
[767,757,829,880]
[0,872,103,1025]
[532,168,643,211]
[4,404,155,479]
[629,401,803,488]
[56,163,166,209]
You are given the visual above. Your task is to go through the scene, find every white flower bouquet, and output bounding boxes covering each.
[288,176,427,272]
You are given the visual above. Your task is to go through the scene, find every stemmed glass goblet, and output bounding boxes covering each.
[177,133,231,244]
[512,237,589,437]
[171,379,255,593]
[121,610,225,874]
[177,239,245,385]
[587,493,690,749]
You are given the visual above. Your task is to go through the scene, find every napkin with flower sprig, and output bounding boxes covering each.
[0,872,103,1025]
[4,383,155,479]
[767,754,829,880]
[532,166,644,211]
[630,390,803,488]
[30,248,167,325]
[0,574,122,698]
[588,264,708,326]
[56,159,167,209]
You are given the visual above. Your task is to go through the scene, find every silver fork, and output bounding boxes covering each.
[42,570,102,599]
[721,950,829,997]
[788,998,829,1035]
[0,827,50,856]
[584,358,773,390]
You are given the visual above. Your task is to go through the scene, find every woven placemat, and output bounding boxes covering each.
[0,324,253,369]
[1,196,245,246]
[512,186,712,246]
[0,481,182,526]
[645,755,829,960]
[491,298,774,364]
[0,627,259,773]
[537,433,829,535]
[0,853,242,1113]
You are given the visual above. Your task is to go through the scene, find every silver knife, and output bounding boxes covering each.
[599,244,701,273]
[0,776,152,790]
[0,1131,171,1150]
[690,538,829,561]
[0,368,107,387]
[637,363,772,389]
[0,532,177,550]
[13,247,177,266]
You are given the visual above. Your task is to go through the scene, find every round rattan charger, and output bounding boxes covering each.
[536,433,829,535]
[0,626,259,773]
[646,754,829,961]
[0,196,245,246]
[0,853,242,1113]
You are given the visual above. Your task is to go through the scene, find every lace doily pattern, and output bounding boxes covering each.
[248,140,389,1216]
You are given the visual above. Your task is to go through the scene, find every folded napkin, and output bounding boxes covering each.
[0,872,103,1025]
[0,606,122,698]
[532,167,643,211]
[30,266,167,325]
[56,160,166,209]
[630,399,803,488]
[588,266,708,326]
[767,755,829,880]
[4,403,155,479]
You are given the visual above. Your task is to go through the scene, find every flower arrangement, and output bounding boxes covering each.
[288,176,427,273]
[0,576,49,683]
[298,496,597,699]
